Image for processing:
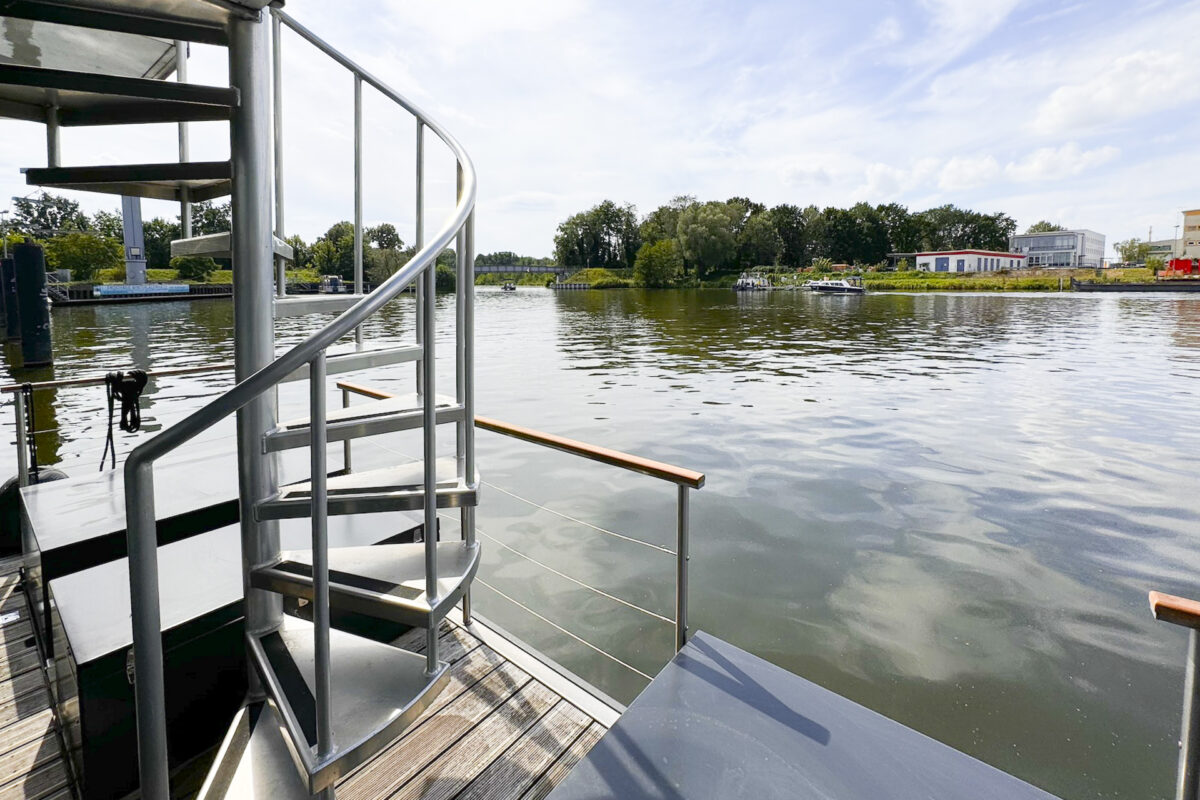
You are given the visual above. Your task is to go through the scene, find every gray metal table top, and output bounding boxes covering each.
[548,631,1060,800]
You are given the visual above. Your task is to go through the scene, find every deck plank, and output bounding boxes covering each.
[389,681,562,800]
[455,700,592,800]
[338,661,532,800]
[0,759,70,800]
[518,723,606,800]
[0,733,60,791]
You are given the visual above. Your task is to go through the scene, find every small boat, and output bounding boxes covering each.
[500,282,517,292]
[808,277,865,295]
[733,273,770,291]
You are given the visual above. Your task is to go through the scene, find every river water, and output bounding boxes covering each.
[4,288,1200,799]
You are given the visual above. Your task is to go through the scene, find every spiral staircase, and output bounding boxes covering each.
[0,2,479,797]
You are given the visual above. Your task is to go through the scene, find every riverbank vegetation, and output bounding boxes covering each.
[553,196,1018,285]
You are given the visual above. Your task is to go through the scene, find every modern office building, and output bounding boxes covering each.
[1183,209,1200,259]
[1008,229,1106,269]
[914,250,1026,273]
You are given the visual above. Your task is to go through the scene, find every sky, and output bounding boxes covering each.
[2,0,1198,259]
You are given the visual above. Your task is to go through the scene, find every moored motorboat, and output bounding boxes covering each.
[733,273,771,291]
[808,277,865,294]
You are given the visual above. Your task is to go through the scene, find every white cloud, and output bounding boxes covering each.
[939,155,1001,191]
[1034,51,1200,134]
[1005,143,1120,183]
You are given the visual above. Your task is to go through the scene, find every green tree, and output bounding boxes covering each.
[1025,220,1065,234]
[811,257,833,273]
[639,195,695,245]
[737,212,783,267]
[171,255,218,282]
[676,201,737,278]
[13,192,87,235]
[311,221,356,278]
[90,209,124,240]
[633,239,683,287]
[367,223,403,251]
[44,232,122,281]
[284,234,312,271]
[1114,238,1151,264]
[143,217,181,269]
[876,203,921,254]
[554,200,641,268]
[1147,256,1165,272]
[189,201,231,235]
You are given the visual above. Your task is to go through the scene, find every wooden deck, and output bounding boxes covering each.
[338,616,611,800]
[0,551,613,800]
[0,556,72,800]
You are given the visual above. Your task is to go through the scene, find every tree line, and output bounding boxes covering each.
[554,196,1019,287]
[4,192,553,288]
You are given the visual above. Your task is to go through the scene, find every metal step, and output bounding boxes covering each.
[273,294,361,318]
[172,231,293,261]
[255,458,478,521]
[0,0,271,47]
[195,702,312,800]
[251,541,480,628]
[248,614,449,794]
[0,63,239,126]
[279,344,423,384]
[265,393,462,452]
[24,160,231,202]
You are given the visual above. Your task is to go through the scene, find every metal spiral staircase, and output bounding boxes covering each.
[0,2,479,797]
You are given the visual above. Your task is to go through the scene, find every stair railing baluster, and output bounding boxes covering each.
[353,74,364,346]
[310,352,334,765]
[462,204,476,623]
[423,256,439,674]
[271,13,286,298]
[415,119,425,396]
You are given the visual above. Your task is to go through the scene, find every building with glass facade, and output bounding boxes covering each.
[1008,229,1106,269]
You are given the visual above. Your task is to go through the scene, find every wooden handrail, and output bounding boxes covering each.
[1150,591,1200,630]
[336,380,706,489]
[334,380,394,401]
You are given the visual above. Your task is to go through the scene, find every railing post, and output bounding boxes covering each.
[309,353,334,770]
[341,385,352,473]
[1178,629,1200,800]
[422,256,439,674]
[676,485,689,652]
[271,13,286,298]
[414,119,425,395]
[14,391,28,487]
[124,462,169,799]
[461,201,476,623]
[352,74,364,346]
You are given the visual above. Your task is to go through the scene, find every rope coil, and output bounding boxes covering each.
[100,370,148,471]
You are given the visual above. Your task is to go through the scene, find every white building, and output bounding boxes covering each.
[914,250,1027,273]
[1008,229,1106,269]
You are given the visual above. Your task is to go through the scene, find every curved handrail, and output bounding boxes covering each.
[122,15,475,471]
[121,13,476,795]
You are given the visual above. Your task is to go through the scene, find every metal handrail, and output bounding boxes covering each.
[123,11,477,796]
[337,380,703,652]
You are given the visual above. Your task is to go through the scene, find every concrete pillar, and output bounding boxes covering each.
[121,196,148,285]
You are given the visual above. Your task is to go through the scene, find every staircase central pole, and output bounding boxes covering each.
[229,11,282,695]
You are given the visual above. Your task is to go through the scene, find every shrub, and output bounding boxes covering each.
[44,232,122,281]
[171,255,218,282]
[633,240,683,288]
[435,264,456,292]
[592,277,633,289]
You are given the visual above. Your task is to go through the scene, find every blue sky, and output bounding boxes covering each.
[2,0,1197,257]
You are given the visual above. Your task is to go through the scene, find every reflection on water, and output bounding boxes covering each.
[4,289,1200,799]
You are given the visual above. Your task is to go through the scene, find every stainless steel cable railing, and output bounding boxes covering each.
[122,11,478,795]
